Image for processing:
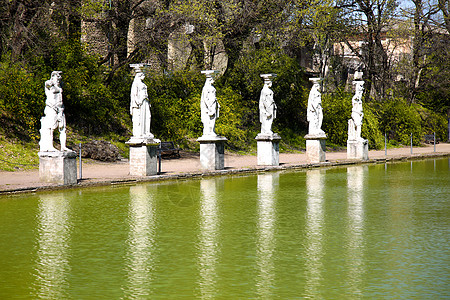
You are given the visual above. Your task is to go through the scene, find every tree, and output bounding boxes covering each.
[0,0,80,61]
[438,0,450,33]
[167,0,290,73]
[282,0,346,79]
[339,0,399,101]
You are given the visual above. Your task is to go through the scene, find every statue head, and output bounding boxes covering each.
[50,71,62,84]
[130,63,150,81]
[136,71,145,81]
[260,73,276,88]
[201,70,217,86]
[309,77,322,94]
[205,76,214,85]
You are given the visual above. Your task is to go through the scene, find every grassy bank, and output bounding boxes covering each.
[0,136,39,171]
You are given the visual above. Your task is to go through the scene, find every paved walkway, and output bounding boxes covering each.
[1,143,449,194]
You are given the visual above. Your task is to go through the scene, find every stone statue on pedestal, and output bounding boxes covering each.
[39,71,71,152]
[259,74,277,135]
[307,78,325,136]
[130,66,152,139]
[200,70,220,136]
[348,81,364,141]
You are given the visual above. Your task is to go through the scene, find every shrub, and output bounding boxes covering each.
[222,47,308,133]
[147,70,248,149]
[377,98,422,145]
[415,105,448,142]
[147,70,204,142]
[46,40,130,135]
[0,60,43,140]
[322,89,352,145]
[321,89,384,149]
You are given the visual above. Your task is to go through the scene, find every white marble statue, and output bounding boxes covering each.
[200,70,220,136]
[130,67,152,138]
[39,71,70,152]
[348,80,364,141]
[259,74,277,135]
[307,78,325,136]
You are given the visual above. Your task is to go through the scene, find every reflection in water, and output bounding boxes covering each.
[305,169,324,296]
[198,178,220,298]
[346,166,366,296]
[124,185,156,298]
[33,194,70,299]
[256,173,278,297]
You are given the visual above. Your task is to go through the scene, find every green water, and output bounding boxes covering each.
[0,158,449,299]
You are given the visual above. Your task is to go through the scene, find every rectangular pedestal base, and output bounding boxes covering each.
[306,139,326,163]
[198,138,226,171]
[129,144,158,176]
[39,151,77,185]
[347,140,369,160]
[257,140,280,166]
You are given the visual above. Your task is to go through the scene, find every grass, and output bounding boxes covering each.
[0,136,39,171]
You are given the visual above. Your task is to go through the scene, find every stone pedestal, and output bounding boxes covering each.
[255,133,281,166]
[347,139,369,160]
[197,135,227,170]
[38,151,77,185]
[305,134,327,163]
[126,138,160,176]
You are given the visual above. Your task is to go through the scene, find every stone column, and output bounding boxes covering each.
[305,134,327,163]
[255,133,281,166]
[197,136,227,171]
[38,151,77,185]
[126,138,160,176]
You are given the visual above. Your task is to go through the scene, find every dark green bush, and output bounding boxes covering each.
[147,70,204,141]
[377,98,422,145]
[0,60,43,140]
[322,89,352,145]
[47,40,130,135]
[321,89,383,149]
[415,105,448,142]
[362,103,384,149]
[147,70,248,149]
[222,47,308,133]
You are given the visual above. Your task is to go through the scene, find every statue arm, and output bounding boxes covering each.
[45,80,53,90]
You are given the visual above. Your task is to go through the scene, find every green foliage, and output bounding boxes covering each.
[0,60,44,140]
[46,40,130,135]
[148,70,247,149]
[0,38,131,143]
[148,70,204,141]
[361,103,384,149]
[222,47,308,132]
[377,98,423,145]
[322,89,352,145]
[322,89,384,149]
[277,127,306,151]
[215,86,246,149]
[415,105,448,142]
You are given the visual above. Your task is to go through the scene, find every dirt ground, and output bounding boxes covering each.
[1,143,449,193]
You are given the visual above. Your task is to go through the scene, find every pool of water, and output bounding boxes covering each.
[0,158,448,298]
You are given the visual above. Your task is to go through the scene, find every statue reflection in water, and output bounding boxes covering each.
[123,185,156,298]
[304,169,325,296]
[256,172,279,297]
[346,165,366,295]
[198,178,222,298]
[33,194,70,299]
